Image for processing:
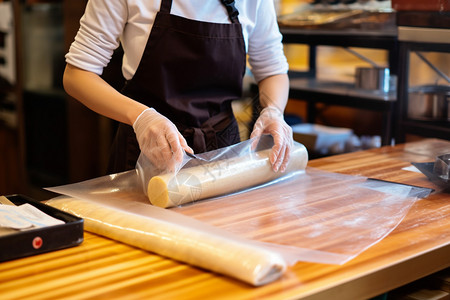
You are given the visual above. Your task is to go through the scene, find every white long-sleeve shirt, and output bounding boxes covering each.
[65,0,288,83]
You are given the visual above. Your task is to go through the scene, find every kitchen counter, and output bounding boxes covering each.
[1,138,450,299]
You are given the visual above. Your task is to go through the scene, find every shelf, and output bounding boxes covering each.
[400,120,450,140]
[279,10,398,47]
[395,26,450,143]
[289,77,396,106]
[398,27,450,45]
[287,77,396,146]
[281,27,397,44]
[280,22,399,146]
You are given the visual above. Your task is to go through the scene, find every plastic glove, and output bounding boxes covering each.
[133,108,192,172]
[250,106,293,173]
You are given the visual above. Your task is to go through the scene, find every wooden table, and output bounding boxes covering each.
[1,139,450,299]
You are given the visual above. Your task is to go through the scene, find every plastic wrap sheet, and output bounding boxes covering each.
[137,135,308,207]
[46,136,432,284]
[171,170,431,265]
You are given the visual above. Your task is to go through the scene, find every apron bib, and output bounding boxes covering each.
[108,0,246,172]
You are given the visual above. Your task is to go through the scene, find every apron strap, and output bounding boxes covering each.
[160,0,172,14]
[220,0,240,23]
[180,111,235,152]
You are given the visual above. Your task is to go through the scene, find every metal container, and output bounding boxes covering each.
[407,85,450,121]
[355,67,397,93]
[434,154,450,180]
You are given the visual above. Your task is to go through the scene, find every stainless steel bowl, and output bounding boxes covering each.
[407,85,450,121]
[355,67,397,93]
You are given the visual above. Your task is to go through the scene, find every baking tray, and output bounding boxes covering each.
[0,194,83,262]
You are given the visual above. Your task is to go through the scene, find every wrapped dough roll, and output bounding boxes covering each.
[47,197,286,286]
[148,143,308,208]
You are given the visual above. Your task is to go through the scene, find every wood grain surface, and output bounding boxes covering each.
[1,139,449,299]
[170,168,420,263]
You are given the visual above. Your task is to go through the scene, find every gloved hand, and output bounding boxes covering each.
[250,106,293,173]
[133,108,192,172]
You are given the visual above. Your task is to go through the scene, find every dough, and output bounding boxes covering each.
[148,144,308,208]
[46,197,286,286]
[0,196,14,206]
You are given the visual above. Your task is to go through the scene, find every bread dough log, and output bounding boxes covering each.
[148,143,308,208]
[46,197,286,286]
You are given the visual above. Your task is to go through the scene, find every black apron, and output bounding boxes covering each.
[108,0,246,173]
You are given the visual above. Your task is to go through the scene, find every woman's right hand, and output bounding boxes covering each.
[133,108,192,172]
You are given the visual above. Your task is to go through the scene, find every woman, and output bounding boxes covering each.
[63,0,293,174]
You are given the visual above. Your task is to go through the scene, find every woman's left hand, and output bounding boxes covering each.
[250,106,293,173]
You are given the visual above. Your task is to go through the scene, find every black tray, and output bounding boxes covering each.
[0,194,84,262]
[412,162,450,192]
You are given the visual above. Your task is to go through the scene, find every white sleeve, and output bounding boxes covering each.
[247,1,289,83]
[65,0,128,75]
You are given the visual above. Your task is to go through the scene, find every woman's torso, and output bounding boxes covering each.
[66,0,288,83]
